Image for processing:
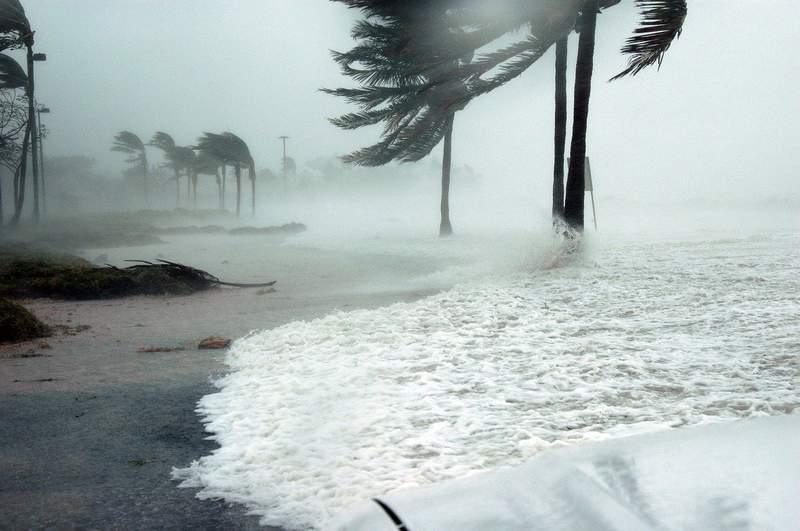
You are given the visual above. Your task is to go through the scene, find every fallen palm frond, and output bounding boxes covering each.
[120,259,277,289]
[0,252,276,300]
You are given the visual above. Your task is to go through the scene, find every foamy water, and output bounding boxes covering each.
[174,230,800,530]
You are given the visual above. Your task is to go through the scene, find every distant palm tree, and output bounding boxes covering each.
[149,131,181,205]
[192,150,223,208]
[196,132,256,217]
[172,146,196,206]
[111,131,148,205]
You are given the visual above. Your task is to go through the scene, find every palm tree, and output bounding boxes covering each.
[111,131,148,205]
[326,1,473,237]
[552,37,568,222]
[196,132,256,217]
[329,1,688,232]
[0,52,27,226]
[0,1,35,226]
[172,145,196,207]
[563,1,599,231]
[192,150,223,208]
[149,131,181,206]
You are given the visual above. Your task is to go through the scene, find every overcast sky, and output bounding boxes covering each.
[15,0,800,207]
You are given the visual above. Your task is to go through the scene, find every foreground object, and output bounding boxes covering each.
[333,415,799,530]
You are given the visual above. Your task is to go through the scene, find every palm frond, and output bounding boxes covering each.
[149,131,176,152]
[111,131,147,168]
[111,131,144,154]
[196,132,253,168]
[0,0,30,50]
[611,0,687,80]
[0,52,26,89]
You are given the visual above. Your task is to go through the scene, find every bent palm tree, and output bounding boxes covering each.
[326,2,473,237]
[0,52,27,226]
[192,150,223,208]
[196,132,256,217]
[331,0,688,232]
[0,1,34,226]
[173,146,196,206]
[149,131,181,205]
[111,131,148,205]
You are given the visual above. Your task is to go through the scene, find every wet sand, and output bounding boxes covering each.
[0,233,445,529]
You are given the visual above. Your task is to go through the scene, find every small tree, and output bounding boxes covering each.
[111,131,148,205]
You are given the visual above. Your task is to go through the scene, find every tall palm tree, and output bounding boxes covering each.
[0,52,27,226]
[326,1,473,237]
[0,1,34,226]
[196,132,256,217]
[172,145,196,206]
[563,1,599,231]
[149,131,181,206]
[552,37,568,222]
[111,131,148,205]
[329,0,688,232]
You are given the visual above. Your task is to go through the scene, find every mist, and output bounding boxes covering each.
[1,0,795,238]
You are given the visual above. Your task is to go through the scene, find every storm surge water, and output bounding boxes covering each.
[174,227,799,530]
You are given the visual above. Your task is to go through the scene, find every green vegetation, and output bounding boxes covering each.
[0,247,204,299]
[0,297,50,343]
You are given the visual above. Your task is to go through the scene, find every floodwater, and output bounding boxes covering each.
[173,217,800,530]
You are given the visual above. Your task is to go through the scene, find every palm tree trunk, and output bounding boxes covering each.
[11,121,32,226]
[215,168,222,209]
[553,37,568,222]
[26,45,40,224]
[250,163,256,217]
[439,114,455,237]
[173,168,179,207]
[186,168,191,199]
[192,172,197,208]
[142,159,149,207]
[221,164,227,210]
[235,165,241,217]
[564,0,598,232]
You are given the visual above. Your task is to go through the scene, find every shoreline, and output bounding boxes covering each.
[0,234,446,529]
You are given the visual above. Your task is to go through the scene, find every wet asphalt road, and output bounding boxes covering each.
[1,381,274,530]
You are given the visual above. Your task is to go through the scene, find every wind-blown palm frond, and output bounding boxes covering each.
[0,0,31,51]
[111,131,146,166]
[611,0,687,80]
[149,131,176,152]
[0,52,26,89]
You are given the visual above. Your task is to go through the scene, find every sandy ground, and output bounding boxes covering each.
[0,233,444,529]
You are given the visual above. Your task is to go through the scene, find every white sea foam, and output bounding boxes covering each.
[174,231,800,530]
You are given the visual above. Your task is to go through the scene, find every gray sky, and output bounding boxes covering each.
[16,0,800,207]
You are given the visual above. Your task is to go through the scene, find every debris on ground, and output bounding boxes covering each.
[0,248,276,300]
[137,346,185,353]
[198,336,232,350]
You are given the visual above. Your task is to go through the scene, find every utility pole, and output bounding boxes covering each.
[278,135,289,193]
[37,105,50,217]
[27,48,46,223]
